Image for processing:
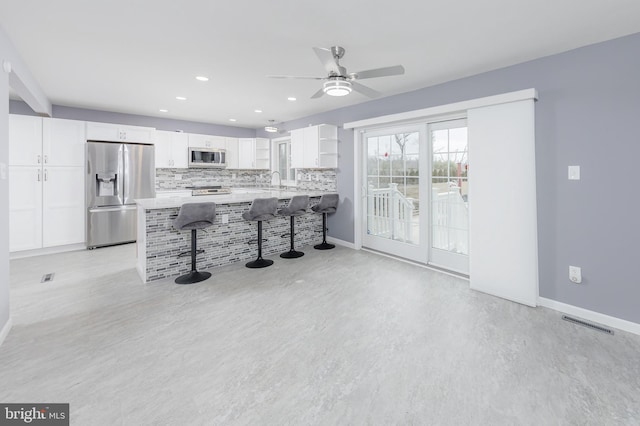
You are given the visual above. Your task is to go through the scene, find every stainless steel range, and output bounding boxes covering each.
[188,186,231,196]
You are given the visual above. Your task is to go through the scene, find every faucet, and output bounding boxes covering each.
[270,171,282,189]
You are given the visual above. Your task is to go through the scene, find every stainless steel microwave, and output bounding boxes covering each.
[188,147,226,168]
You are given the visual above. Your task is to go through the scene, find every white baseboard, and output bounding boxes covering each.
[326,237,356,250]
[0,317,12,347]
[538,297,640,336]
[10,243,86,260]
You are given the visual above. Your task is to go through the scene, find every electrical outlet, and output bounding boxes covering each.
[221,214,229,224]
[315,173,321,181]
[305,174,312,182]
[175,174,182,181]
[232,173,237,179]
[569,266,582,283]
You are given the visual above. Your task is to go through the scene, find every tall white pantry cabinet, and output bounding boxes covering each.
[9,115,86,252]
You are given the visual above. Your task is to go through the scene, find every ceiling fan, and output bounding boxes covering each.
[268,46,405,99]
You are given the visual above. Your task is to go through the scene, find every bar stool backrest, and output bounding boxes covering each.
[173,202,216,231]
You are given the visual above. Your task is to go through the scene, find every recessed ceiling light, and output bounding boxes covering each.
[195,76,209,82]
[176,96,187,101]
[254,109,262,113]
[159,109,169,113]
[229,118,237,122]
[287,97,297,101]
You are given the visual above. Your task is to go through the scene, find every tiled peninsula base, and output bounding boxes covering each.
[137,197,322,282]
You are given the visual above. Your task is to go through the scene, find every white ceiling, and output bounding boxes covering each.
[1,0,640,129]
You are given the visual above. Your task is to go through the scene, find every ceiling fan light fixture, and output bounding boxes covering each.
[265,119,278,133]
[323,80,352,97]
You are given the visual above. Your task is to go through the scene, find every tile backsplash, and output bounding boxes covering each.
[156,168,337,192]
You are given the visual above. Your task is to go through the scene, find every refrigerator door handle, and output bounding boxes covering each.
[89,206,138,213]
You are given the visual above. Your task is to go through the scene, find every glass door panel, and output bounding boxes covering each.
[429,120,469,274]
[363,127,425,262]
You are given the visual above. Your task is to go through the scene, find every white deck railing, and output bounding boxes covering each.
[367,183,415,242]
[432,188,468,254]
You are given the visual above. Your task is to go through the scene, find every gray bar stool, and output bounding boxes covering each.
[242,197,278,268]
[173,202,216,284]
[311,193,339,250]
[278,195,310,259]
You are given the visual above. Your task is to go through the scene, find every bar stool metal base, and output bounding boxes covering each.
[280,250,304,258]
[246,221,274,268]
[175,270,211,285]
[280,215,304,259]
[314,242,335,250]
[246,258,274,268]
[314,212,335,250]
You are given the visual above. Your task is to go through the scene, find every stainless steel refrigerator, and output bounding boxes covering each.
[86,141,155,248]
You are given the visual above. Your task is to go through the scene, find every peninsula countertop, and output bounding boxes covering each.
[135,188,332,210]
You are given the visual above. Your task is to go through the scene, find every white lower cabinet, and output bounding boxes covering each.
[9,166,85,252]
[42,167,85,247]
[9,167,43,251]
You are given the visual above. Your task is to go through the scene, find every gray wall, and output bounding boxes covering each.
[272,33,640,324]
[9,100,257,138]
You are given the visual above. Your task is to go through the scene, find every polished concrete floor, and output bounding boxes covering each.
[2,244,640,425]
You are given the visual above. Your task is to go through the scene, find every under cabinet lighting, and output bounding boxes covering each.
[287,97,296,101]
[229,118,237,122]
[195,76,209,82]
[176,96,187,101]
[159,109,169,113]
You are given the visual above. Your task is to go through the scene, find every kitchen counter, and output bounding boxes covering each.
[136,188,330,210]
[135,188,331,283]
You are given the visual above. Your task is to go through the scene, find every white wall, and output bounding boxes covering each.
[0,24,50,344]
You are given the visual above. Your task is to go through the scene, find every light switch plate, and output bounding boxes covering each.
[175,174,182,181]
[568,166,580,180]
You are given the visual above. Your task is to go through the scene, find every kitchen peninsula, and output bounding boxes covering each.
[135,189,329,283]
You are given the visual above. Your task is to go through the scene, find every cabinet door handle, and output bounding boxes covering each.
[37,155,41,164]
[44,169,48,181]
[44,155,48,164]
[37,170,41,181]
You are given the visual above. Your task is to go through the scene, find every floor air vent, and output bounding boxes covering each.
[41,273,55,283]
[562,315,614,335]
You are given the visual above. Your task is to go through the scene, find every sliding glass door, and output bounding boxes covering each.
[361,119,469,274]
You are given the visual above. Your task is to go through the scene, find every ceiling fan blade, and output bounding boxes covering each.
[313,47,340,74]
[351,81,381,98]
[351,65,405,80]
[267,75,326,80]
[310,87,325,99]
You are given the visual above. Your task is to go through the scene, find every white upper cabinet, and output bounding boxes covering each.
[234,138,270,169]
[86,121,155,144]
[42,118,86,167]
[225,137,239,169]
[238,138,255,169]
[291,124,337,169]
[155,131,189,168]
[9,114,42,166]
[188,133,226,149]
